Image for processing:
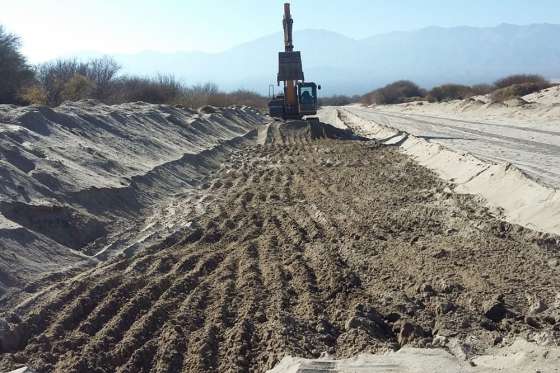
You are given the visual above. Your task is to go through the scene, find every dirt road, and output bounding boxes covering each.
[340,106,560,187]
[1,121,559,372]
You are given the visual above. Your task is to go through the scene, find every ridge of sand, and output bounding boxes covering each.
[0,101,266,295]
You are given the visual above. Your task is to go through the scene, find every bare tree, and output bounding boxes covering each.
[86,56,121,99]
[108,74,184,104]
[35,59,87,105]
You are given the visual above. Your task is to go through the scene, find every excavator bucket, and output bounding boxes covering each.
[278,52,304,83]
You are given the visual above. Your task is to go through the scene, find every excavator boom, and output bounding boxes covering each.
[283,3,294,52]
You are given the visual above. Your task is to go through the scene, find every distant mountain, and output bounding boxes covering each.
[102,24,560,96]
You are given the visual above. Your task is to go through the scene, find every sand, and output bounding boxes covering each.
[270,339,560,372]
[1,120,559,372]
[0,101,265,296]
[318,88,560,236]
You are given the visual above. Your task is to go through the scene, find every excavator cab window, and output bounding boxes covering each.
[298,83,318,116]
[299,86,314,105]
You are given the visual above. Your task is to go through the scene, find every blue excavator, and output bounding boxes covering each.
[268,3,321,120]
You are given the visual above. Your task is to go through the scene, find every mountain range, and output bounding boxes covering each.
[90,23,560,96]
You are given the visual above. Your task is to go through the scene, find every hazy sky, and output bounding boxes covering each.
[1,0,558,62]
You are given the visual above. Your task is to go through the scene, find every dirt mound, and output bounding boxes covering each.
[1,139,559,372]
[259,119,360,145]
[0,101,265,294]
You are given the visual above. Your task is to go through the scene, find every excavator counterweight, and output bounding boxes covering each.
[268,3,321,120]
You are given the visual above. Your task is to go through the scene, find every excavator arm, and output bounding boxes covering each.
[283,3,294,52]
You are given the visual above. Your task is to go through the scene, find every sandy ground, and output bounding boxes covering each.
[318,86,560,236]
[351,105,560,185]
[271,339,560,373]
[0,101,264,296]
[1,120,559,372]
[342,89,560,187]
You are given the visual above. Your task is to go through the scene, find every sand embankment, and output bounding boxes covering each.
[0,101,266,295]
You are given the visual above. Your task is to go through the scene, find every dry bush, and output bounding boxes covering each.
[109,78,266,110]
[206,93,228,107]
[470,84,494,96]
[428,84,474,102]
[34,57,120,106]
[490,74,551,102]
[226,90,268,109]
[108,74,184,104]
[61,74,96,101]
[19,85,48,105]
[8,50,266,109]
[35,59,89,106]
[179,84,267,109]
[87,57,121,99]
[319,95,360,106]
[494,74,549,89]
[491,82,551,102]
[180,83,220,108]
[362,81,425,105]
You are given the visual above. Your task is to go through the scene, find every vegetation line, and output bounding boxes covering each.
[0,25,556,109]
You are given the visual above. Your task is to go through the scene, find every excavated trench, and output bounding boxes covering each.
[1,120,559,372]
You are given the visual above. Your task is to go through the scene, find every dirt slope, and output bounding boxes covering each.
[0,101,264,296]
[1,121,559,372]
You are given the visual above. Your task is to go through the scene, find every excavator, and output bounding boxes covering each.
[268,3,321,120]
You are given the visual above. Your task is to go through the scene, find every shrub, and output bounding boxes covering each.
[87,56,121,99]
[362,80,424,105]
[494,74,549,89]
[108,74,184,104]
[19,85,48,105]
[61,74,96,101]
[10,51,267,109]
[181,83,221,108]
[35,57,121,106]
[428,84,473,102]
[490,74,551,102]
[0,25,34,104]
[491,82,551,102]
[470,84,494,96]
[107,77,267,109]
[319,95,360,106]
[35,59,85,106]
[226,90,268,108]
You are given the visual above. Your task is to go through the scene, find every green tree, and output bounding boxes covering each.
[0,25,34,104]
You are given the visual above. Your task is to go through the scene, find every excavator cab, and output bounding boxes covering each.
[298,82,320,116]
[268,83,321,119]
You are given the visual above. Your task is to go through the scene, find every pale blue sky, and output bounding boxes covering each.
[1,0,558,62]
